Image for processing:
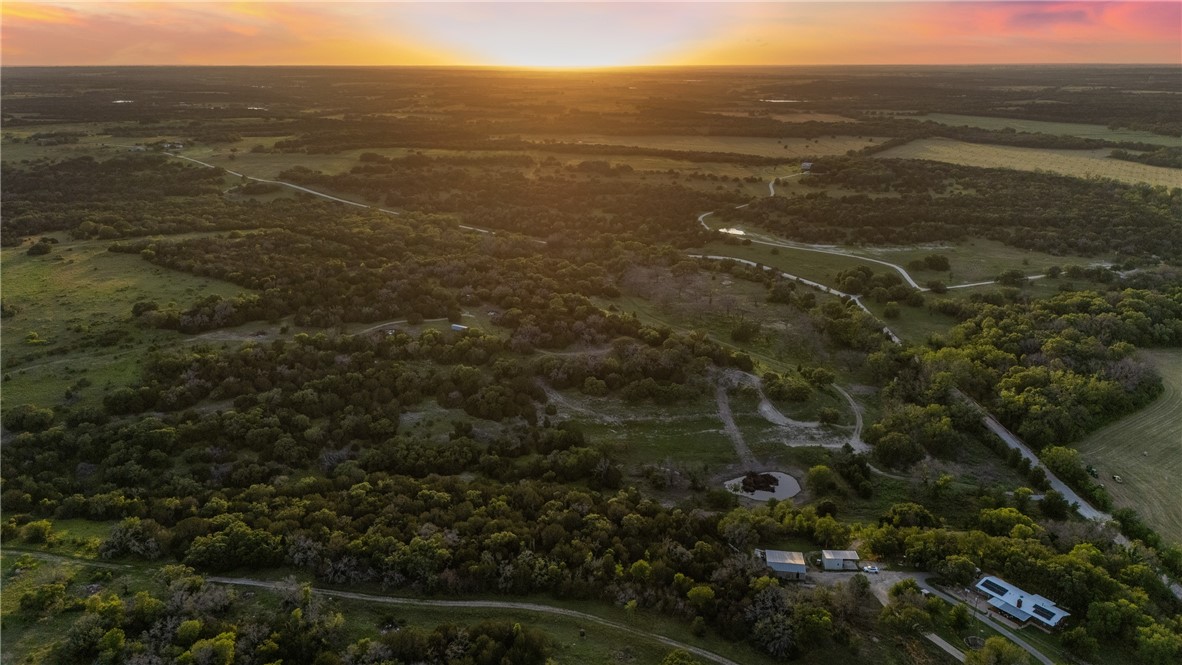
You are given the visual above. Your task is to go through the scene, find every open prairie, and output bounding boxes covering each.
[1076,350,1182,545]
[0,235,247,408]
[876,138,1182,188]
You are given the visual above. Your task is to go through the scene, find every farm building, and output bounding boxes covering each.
[800,161,813,172]
[821,549,860,571]
[450,324,469,332]
[974,576,1069,631]
[756,549,807,580]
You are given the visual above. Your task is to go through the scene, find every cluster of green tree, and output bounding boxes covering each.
[781,67,1182,136]
[859,517,1182,663]
[0,155,237,241]
[906,254,951,273]
[863,287,1181,474]
[1111,147,1182,169]
[761,371,813,402]
[274,155,734,246]
[23,130,85,145]
[109,211,627,335]
[724,157,1182,258]
[833,266,925,307]
[6,438,893,662]
[11,559,550,665]
[358,150,536,169]
[535,333,748,403]
[8,65,1177,137]
[0,156,385,249]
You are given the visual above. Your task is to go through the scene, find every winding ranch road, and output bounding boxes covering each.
[715,384,757,467]
[703,176,1048,292]
[701,176,1182,600]
[166,153,1177,602]
[688,253,903,344]
[209,577,746,665]
[2,549,741,665]
[170,153,519,240]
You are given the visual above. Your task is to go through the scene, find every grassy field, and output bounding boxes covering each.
[709,111,861,124]
[907,113,1182,148]
[1075,349,1182,545]
[0,235,248,409]
[520,134,884,159]
[576,399,740,469]
[875,138,1182,188]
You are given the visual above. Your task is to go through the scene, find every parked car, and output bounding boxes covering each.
[862,565,880,574]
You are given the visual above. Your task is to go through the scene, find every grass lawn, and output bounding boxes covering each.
[578,400,740,469]
[1074,349,1182,545]
[1,234,248,410]
[875,138,1182,188]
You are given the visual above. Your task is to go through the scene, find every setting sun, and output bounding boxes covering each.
[392,3,728,68]
[3,2,1179,66]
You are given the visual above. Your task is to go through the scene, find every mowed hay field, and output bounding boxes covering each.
[876,138,1182,188]
[1076,350,1182,545]
[524,134,884,158]
[910,113,1182,148]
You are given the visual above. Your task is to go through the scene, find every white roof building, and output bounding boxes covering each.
[974,576,1069,631]
[757,549,807,579]
[821,549,860,571]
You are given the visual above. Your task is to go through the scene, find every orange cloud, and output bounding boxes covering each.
[2,2,1178,67]
[2,1,81,25]
[675,2,1181,65]
[1,2,454,66]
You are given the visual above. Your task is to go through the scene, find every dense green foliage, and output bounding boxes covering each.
[4,66,1182,665]
[723,157,1182,258]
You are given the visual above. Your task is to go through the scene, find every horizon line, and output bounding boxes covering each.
[4,62,1181,70]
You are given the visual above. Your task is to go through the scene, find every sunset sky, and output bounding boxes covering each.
[3,1,1179,68]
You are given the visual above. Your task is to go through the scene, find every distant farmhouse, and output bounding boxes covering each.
[756,549,807,580]
[800,162,813,172]
[974,576,1069,632]
[821,549,860,571]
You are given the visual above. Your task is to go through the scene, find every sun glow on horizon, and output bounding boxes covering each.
[1,2,1179,67]
[392,3,729,69]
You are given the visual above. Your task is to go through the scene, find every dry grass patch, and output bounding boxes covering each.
[875,138,1182,188]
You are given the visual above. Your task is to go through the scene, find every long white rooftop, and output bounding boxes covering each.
[975,575,1069,628]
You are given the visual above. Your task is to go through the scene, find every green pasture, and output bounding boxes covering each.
[1,235,247,410]
[1075,349,1182,545]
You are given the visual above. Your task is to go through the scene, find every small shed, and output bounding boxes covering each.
[800,162,813,172]
[821,549,860,571]
[758,549,807,580]
[450,324,469,332]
